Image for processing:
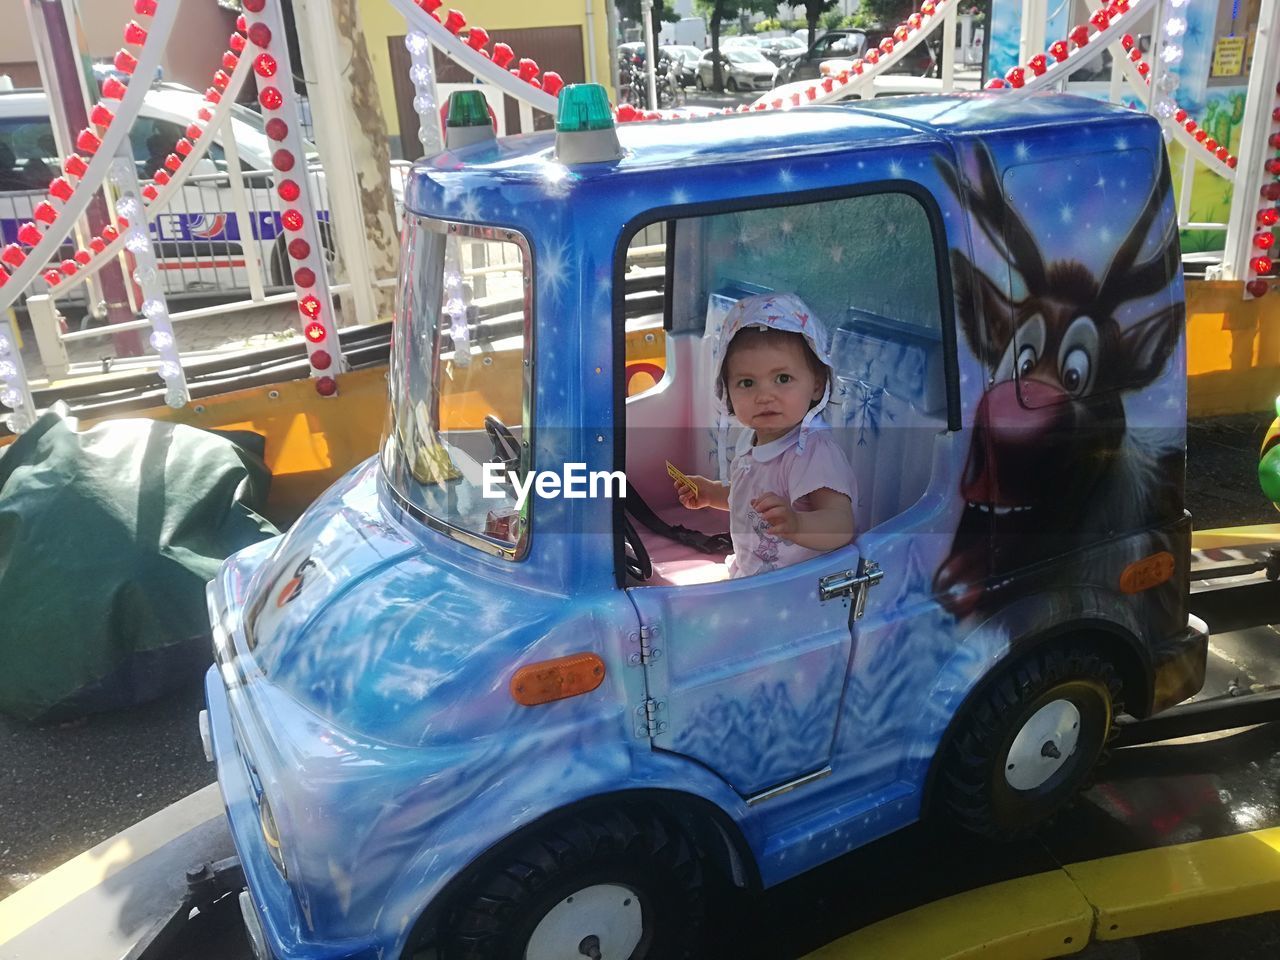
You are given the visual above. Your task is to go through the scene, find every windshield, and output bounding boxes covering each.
[382,217,533,559]
[727,48,770,65]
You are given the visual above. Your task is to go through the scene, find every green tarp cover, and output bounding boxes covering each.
[0,411,278,722]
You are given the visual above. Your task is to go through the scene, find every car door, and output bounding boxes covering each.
[628,544,877,798]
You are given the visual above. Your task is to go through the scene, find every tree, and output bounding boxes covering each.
[618,0,680,57]
[789,2,838,48]
[693,0,778,92]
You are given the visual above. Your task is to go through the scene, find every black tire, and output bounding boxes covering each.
[441,806,705,960]
[726,77,738,93]
[939,645,1122,839]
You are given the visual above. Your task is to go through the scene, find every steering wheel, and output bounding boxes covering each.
[622,513,652,582]
[484,415,521,476]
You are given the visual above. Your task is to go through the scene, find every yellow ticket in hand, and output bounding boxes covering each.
[666,461,699,499]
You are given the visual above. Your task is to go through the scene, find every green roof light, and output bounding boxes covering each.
[446,90,491,128]
[556,84,614,133]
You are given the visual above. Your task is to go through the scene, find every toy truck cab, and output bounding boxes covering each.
[204,90,1209,960]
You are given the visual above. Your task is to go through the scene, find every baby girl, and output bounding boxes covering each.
[674,293,857,578]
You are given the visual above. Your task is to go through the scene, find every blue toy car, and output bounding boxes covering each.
[204,87,1209,959]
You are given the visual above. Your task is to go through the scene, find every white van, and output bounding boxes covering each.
[0,83,336,305]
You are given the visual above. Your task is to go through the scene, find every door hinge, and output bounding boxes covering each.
[634,697,667,738]
[629,624,663,666]
[818,559,884,619]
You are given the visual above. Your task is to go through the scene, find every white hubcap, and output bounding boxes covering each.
[525,883,643,960]
[1005,699,1082,791]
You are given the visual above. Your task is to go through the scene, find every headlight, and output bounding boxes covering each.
[258,792,288,878]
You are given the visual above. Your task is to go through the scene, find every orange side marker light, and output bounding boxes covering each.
[1120,551,1174,594]
[511,653,605,706]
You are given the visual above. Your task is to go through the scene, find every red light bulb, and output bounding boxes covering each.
[64,153,88,177]
[205,88,222,104]
[17,223,41,246]
[1,244,26,267]
[1049,40,1069,62]
[43,270,62,286]
[517,58,540,82]
[102,225,119,242]
[222,52,240,71]
[1273,107,1280,124]
[265,119,288,142]
[260,86,283,111]
[294,267,316,287]
[1246,279,1270,298]
[418,0,444,11]
[1128,48,1142,63]
[310,350,332,371]
[164,153,182,172]
[1267,158,1280,176]
[492,43,514,68]
[249,23,272,48]
[77,128,102,154]
[921,0,937,14]
[175,139,193,157]
[34,202,58,224]
[304,321,326,341]
[230,32,247,54]
[198,107,213,122]
[212,70,232,92]
[1089,10,1110,30]
[89,237,106,253]
[60,259,78,276]
[984,78,1008,89]
[879,38,894,54]
[300,296,323,320]
[1028,54,1047,76]
[288,238,311,260]
[74,250,91,266]
[1121,34,1135,51]
[123,21,149,45]
[282,209,305,231]
[1216,147,1230,162]
[49,177,73,201]
[542,71,564,97]
[444,10,466,34]
[115,49,139,74]
[1270,133,1280,149]
[908,14,923,30]
[1204,138,1218,152]
[101,77,128,100]
[864,49,880,65]
[255,53,278,78]
[1135,61,1150,77]
[1184,119,1197,133]
[142,184,158,200]
[893,26,909,43]
[134,0,157,15]
[1005,67,1026,88]
[1194,129,1207,143]
[278,179,301,202]
[1255,232,1275,250]
[467,27,489,51]
[186,123,204,141]
[1069,24,1090,48]
[236,15,246,32]
[272,149,295,172]
[1260,209,1280,227]
[1252,256,1274,275]
[315,376,337,397]
[154,170,170,185]
[90,104,115,129]
[821,76,836,93]
[243,0,266,11]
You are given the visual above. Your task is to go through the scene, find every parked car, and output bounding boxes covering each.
[757,36,807,65]
[206,87,1207,960]
[776,28,937,85]
[661,44,703,88]
[0,83,343,302]
[696,46,779,92]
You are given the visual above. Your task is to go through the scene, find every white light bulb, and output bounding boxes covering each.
[1154,99,1175,119]
[134,266,158,286]
[413,95,433,113]
[1170,0,1188,7]
[115,197,141,219]
[418,128,434,146]
[0,388,23,408]
[1157,73,1180,92]
[3,413,22,433]
[0,360,16,379]
[405,32,429,56]
[125,231,150,253]
[150,330,174,350]
[108,159,135,188]
[1160,44,1183,65]
[1166,18,1186,38]
[409,65,430,86]
[166,389,186,410]
[143,299,166,319]
[0,335,11,356]
[159,360,182,380]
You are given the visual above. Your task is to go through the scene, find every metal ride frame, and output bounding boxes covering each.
[2,0,1279,435]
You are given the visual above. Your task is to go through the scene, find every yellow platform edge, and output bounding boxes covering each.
[804,826,1280,960]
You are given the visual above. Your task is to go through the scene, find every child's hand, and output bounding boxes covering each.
[675,475,712,509]
[752,492,798,539]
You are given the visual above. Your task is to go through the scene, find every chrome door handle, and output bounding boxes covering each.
[818,560,884,618]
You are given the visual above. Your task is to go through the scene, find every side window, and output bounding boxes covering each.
[131,117,227,179]
[622,221,669,398]
[0,118,57,191]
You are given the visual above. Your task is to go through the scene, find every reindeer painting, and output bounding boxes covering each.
[933,141,1185,620]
